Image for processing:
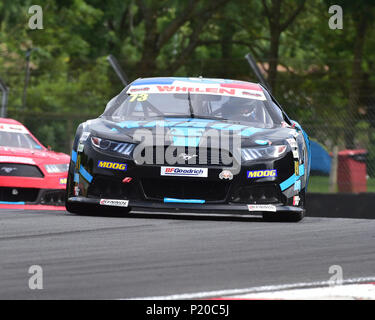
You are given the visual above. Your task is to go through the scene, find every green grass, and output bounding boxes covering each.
[307,176,330,193]
[307,176,375,193]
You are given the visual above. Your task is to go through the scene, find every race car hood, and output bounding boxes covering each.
[85,118,297,148]
[0,146,70,166]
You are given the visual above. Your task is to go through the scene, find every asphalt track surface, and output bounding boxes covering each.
[0,208,374,299]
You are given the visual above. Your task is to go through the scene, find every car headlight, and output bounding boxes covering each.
[241,145,287,161]
[91,137,135,156]
[45,164,69,173]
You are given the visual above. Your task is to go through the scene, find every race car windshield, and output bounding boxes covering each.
[104,93,275,127]
[0,131,43,150]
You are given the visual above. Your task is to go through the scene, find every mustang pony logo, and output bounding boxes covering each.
[178,153,198,161]
[0,167,17,174]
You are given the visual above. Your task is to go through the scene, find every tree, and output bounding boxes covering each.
[134,0,230,76]
[261,0,306,93]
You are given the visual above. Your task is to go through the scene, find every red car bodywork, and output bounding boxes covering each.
[0,118,70,210]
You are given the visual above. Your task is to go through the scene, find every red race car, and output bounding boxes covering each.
[0,117,70,210]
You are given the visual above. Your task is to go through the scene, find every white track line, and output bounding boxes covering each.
[127,277,375,300]
[227,283,375,300]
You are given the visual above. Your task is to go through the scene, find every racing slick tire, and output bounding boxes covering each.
[263,190,306,222]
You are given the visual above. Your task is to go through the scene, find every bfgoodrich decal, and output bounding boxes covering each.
[161,166,208,177]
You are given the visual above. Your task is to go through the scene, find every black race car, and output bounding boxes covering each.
[65,77,310,221]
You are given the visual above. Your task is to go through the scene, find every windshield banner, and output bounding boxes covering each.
[0,124,29,134]
[127,82,266,101]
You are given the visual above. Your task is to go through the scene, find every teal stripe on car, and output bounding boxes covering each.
[79,166,93,183]
[280,164,305,191]
[71,150,77,164]
[170,127,205,147]
[164,198,205,204]
[240,127,263,137]
[113,119,265,146]
[0,201,26,205]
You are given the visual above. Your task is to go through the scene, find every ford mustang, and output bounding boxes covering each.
[0,117,70,209]
[65,77,310,221]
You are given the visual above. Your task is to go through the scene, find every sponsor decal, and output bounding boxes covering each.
[286,138,297,148]
[99,199,129,207]
[293,195,300,206]
[247,169,277,178]
[77,143,84,152]
[129,87,150,92]
[74,186,80,196]
[122,177,133,183]
[242,91,264,98]
[79,132,90,142]
[161,166,208,177]
[0,124,28,133]
[126,83,266,101]
[0,156,35,165]
[248,204,276,212]
[295,161,300,176]
[98,161,127,171]
[287,138,299,159]
[59,178,67,185]
[219,170,233,180]
[157,85,235,95]
[294,179,301,191]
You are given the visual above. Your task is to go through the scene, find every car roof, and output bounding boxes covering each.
[0,117,47,149]
[0,117,24,125]
[130,77,263,91]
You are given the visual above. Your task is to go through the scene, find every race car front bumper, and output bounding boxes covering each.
[0,172,67,207]
[0,187,66,206]
[68,196,305,216]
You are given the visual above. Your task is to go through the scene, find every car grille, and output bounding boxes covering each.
[40,190,66,206]
[87,176,138,199]
[138,147,234,167]
[0,187,40,202]
[141,178,230,202]
[0,163,44,178]
[231,184,282,204]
